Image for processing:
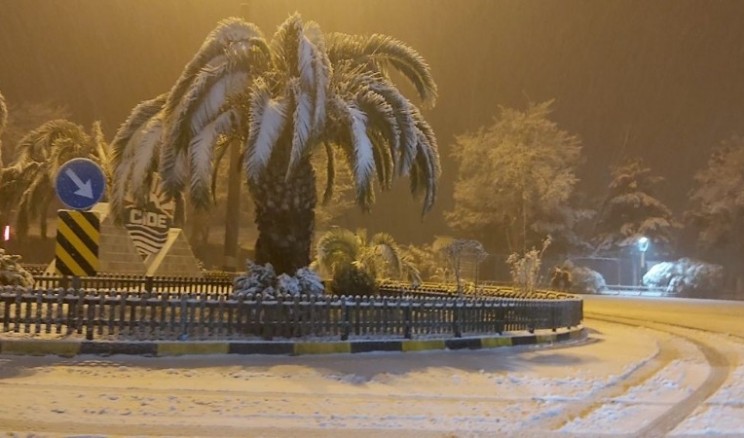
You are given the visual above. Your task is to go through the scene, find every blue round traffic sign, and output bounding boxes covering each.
[55,158,106,210]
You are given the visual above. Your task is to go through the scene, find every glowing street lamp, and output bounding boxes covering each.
[637,236,649,285]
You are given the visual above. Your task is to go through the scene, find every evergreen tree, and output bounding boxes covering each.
[594,158,679,254]
[687,135,744,276]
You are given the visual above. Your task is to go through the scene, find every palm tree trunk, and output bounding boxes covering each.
[223,140,242,271]
[40,213,48,240]
[250,157,317,275]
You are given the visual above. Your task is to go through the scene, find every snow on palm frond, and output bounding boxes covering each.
[129,117,162,203]
[162,18,268,196]
[164,18,264,140]
[368,82,418,176]
[356,89,399,189]
[270,13,303,76]
[110,94,166,220]
[89,121,110,173]
[159,17,279,211]
[188,109,237,207]
[410,111,440,214]
[185,63,247,141]
[244,80,290,181]
[327,33,437,107]
[299,22,331,131]
[286,79,313,179]
[346,103,375,207]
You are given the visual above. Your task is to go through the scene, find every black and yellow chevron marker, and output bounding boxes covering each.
[55,210,100,276]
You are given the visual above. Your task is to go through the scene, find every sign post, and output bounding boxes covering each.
[54,158,106,277]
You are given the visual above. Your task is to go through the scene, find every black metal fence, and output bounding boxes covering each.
[0,286,583,341]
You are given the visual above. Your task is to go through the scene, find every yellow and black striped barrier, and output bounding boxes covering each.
[0,327,586,357]
[54,210,100,276]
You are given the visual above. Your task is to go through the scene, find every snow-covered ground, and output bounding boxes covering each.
[0,296,743,437]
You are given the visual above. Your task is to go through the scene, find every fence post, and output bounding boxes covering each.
[452,299,462,338]
[551,302,557,332]
[85,298,94,340]
[145,276,154,294]
[71,276,81,291]
[340,296,350,341]
[403,303,412,339]
[178,295,188,340]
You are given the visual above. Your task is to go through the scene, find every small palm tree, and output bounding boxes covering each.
[314,227,421,285]
[0,120,109,239]
[114,14,440,276]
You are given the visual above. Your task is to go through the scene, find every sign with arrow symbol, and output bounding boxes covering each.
[55,158,106,210]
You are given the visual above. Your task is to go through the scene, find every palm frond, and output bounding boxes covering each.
[345,102,375,208]
[110,94,166,220]
[164,17,263,145]
[300,22,331,131]
[244,80,289,181]
[188,109,237,208]
[368,82,418,176]
[321,141,336,205]
[286,79,313,179]
[162,18,267,203]
[327,33,437,107]
[271,13,303,77]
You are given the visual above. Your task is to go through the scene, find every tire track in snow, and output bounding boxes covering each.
[582,313,733,438]
[529,318,682,432]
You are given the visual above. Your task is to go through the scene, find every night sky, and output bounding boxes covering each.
[2,0,744,245]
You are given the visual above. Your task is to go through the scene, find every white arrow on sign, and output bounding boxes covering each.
[65,168,94,199]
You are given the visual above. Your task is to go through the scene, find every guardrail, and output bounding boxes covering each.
[0,286,583,341]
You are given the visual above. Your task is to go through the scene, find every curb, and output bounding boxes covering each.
[0,326,585,357]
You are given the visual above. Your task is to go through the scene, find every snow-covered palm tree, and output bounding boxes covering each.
[0,120,109,239]
[116,14,440,275]
[314,227,421,285]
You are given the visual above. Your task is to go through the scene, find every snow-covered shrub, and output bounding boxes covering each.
[295,267,325,296]
[0,249,33,287]
[643,258,723,297]
[507,237,551,292]
[233,260,325,298]
[560,261,607,294]
[330,264,377,296]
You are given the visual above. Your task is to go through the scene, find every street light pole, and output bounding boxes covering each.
[637,236,649,286]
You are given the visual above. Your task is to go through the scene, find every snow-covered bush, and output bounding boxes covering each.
[643,258,723,297]
[0,249,33,287]
[507,237,551,292]
[560,261,607,294]
[233,260,325,298]
[330,264,377,296]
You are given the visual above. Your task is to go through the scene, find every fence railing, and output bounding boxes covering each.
[30,275,577,300]
[32,274,234,295]
[0,287,583,341]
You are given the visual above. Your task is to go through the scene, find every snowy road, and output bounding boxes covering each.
[0,295,743,437]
